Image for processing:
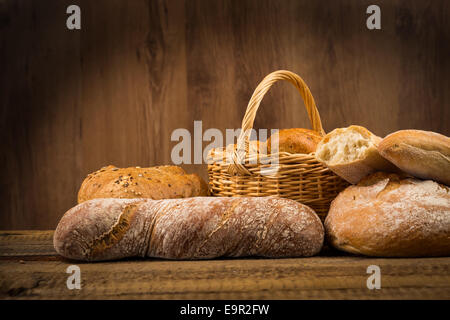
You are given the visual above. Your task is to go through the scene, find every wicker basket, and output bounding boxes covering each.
[207,70,349,221]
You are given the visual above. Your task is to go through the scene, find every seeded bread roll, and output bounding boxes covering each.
[325,172,450,257]
[54,197,325,261]
[315,125,399,184]
[378,130,450,186]
[77,165,208,203]
[267,128,322,154]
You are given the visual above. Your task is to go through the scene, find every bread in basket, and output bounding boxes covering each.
[207,70,349,220]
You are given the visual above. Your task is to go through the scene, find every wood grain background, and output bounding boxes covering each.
[1,0,449,229]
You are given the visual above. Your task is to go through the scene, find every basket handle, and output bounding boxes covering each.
[228,70,325,175]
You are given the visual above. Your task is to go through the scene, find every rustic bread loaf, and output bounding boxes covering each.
[54,196,324,261]
[77,165,208,203]
[378,130,450,186]
[315,125,398,184]
[267,128,322,154]
[325,172,450,257]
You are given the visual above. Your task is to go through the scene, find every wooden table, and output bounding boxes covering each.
[0,231,449,300]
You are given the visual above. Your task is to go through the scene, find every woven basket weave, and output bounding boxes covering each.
[207,70,349,221]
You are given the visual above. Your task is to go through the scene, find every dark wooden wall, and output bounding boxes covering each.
[1,0,449,229]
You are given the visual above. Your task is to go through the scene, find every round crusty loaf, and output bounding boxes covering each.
[267,128,322,154]
[315,125,399,184]
[325,172,450,257]
[378,130,450,186]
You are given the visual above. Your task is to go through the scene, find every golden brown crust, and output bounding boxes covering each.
[378,130,450,186]
[267,128,322,154]
[207,140,268,165]
[77,165,209,203]
[325,172,450,257]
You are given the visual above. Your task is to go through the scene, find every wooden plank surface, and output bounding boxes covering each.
[0,231,449,299]
[1,0,450,230]
[0,230,56,256]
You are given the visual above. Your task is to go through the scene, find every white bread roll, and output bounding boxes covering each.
[54,197,324,261]
[325,172,450,257]
[315,125,398,184]
[378,130,450,186]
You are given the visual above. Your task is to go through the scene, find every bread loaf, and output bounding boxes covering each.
[325,172,450,257]
[54,196,324,261]
[208,140,267,164]
[77,165,208,203]
[315,125,399,184]
[267,128,322,154]
[208,128,322,163]
[378,130,450,186]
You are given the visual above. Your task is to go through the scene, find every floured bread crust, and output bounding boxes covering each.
[207,140,267,164]
[378,130,450,186]
[325,172,450,257]
[54,197,324,261]
[53,199,148,261]
[77,165,209,202]
[315,125,398,184]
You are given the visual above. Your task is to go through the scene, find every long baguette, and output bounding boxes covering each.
[53,197,324,261]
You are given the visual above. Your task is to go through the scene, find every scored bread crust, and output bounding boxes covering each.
[325,172,450,257]
[77,165,209,203]
[267,128,322,154]
[315,125,398,184]
[378,130,450,186]
[54,197,325,261]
